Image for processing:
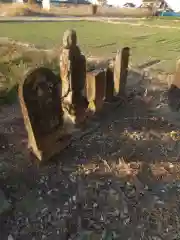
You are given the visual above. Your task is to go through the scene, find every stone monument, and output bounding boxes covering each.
[105,61,114,102]
[114,47,130,96]
[18,67,72,161]
[59,29,88,125]
[168,59,180,111]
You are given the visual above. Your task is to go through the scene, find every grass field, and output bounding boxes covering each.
[0,20,180,102]
[1,20,180,65]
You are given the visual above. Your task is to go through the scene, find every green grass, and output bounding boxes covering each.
[0,21,180,67]
[136,17,180,26]
[0,20,180,103]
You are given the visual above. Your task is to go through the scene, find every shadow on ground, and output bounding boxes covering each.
[0,70,180,240]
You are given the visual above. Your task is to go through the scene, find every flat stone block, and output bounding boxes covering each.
[86,69,106,112]
[105,66,114,102]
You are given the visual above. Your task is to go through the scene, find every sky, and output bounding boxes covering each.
[167,0,180,11]
[14,0,180,12]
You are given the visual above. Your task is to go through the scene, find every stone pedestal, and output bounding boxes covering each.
[86,69,106,112]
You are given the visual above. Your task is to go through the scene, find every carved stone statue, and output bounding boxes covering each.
[60,29,88,125]
[18,67,72,161]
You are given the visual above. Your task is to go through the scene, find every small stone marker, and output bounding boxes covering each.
[18,67,71,161]
[60,29,88,125]
[171,59,180,89]
[168,59,180,111]
[105,65,114,102]
[86,69,106,112]
[114,47,130,96]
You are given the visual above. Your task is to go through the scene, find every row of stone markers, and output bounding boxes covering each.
[18,29,130,162]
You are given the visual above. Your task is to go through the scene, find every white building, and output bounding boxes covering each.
[42,0,50,10]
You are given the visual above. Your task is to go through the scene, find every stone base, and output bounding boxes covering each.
[29,129,72,162]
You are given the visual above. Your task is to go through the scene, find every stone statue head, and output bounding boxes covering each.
[62,29,77,49]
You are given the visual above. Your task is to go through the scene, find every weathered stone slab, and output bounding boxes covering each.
[86,69,106,112]
[168,59,180,111]
[60,29,88,125]
[168,85,180,111]
[18,67,71,161]
[171,59,180,89]
[114,47,130,96]
[105,66,114,102]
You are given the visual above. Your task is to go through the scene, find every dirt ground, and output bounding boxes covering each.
[0,68,180,240]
